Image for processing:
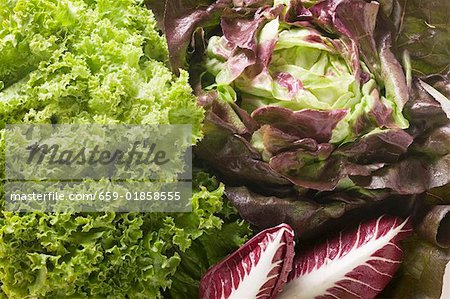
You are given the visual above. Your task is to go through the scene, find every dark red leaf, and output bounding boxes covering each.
[200,223,295,299]
[280,216,412,299]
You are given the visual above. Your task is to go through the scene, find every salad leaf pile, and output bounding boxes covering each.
[0,0,448,297]
[0,0,250,298]
[157,0,450,243]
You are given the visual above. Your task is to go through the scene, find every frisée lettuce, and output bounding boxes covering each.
[0,0,251,298]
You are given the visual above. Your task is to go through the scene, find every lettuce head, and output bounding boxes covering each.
[158,0,450,245]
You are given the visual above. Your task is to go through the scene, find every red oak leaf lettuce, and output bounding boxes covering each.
[156,0,450,251]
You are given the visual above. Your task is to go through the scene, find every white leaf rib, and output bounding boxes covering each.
[337,232,343,257]
[387,242,402,252]
[227,229,288,299]
[259,285,273,292]
[326,293,341,299]
[369,257,402,264]
[363,263,393,277]
[326,292,340,299]
[343,277,383,292]
[333,284,361,297]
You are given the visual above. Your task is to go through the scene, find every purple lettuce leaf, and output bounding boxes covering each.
[379,32,410,118]
[159,0,274,72]
[221,13,262,52]
[195,99,291,189]
[162,0,225,72]
[414,124,450,157]
[395,0,450,76]
[337,129,413,164]
[405,78,449,131]
[225,186,418,241]
[418,79,450,119]
[426,184,450,206]
[350,121,450,194]
[351,155,450,194]
[352,88,395,135]
[262,128,413,191]
[226,183,448,251]
[252,106,348,143]
[310,0,381,78]
[145,0,166,28]
[415,205,450,249]
[198,89,450,194]
[269,149,343,191]
[253,125,319,157]
[422,187,450,249]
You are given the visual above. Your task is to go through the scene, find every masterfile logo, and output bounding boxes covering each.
[4,124,192,213]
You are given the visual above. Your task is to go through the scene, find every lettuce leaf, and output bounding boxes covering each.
[380,236,450,299]
[396,0,450,76]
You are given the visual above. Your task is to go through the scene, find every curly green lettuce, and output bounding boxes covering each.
[0,0,251,298]
[0,0,202,130]
[0,172,251,298]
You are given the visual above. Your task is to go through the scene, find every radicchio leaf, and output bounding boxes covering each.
[280,215,412,299]
[199,223,295,299]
